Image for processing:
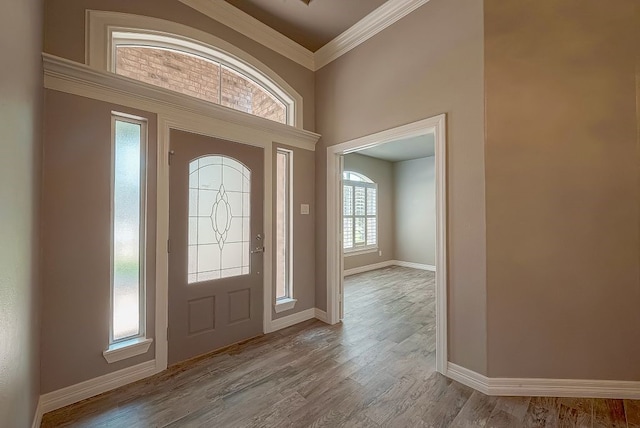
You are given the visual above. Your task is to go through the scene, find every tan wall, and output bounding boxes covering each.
[43,0,315,131]
[315,0,487,374]
[272,145,316,320]
[343,153,395,270]
[0,0,43,424]
[394,157,436,266]
[485,0,640,380]
[41,91,158,393]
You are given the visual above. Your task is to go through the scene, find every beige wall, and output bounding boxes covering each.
[315,0,487,374]
[0,0,43,424]
[41,91,158,393]
[272,144,316,320]
[485,0,640,380]
[394,157,436,266]
[343,153,395,270]
[43,0,315,132]
[36,0,640,394]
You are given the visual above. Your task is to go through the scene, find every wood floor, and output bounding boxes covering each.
[42,266,639,427]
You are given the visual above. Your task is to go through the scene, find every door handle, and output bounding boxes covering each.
[251,246,265,254]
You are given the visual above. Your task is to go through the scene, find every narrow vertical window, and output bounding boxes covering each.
[276,149,292,301]
[111,113,146,343]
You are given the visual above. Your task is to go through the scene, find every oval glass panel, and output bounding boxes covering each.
[188,156,251,283]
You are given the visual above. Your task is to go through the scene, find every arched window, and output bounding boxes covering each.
[110,32,295,125]
[343,171,377,251]
[188,155,251,283]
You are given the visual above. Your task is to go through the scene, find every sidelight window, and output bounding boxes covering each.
[275,149,293,300]
[111,113,147,343]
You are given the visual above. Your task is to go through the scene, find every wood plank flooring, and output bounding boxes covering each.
[42,266,639,427]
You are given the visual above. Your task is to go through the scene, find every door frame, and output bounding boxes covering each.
[155,112,275,370]
[326,114,448,373]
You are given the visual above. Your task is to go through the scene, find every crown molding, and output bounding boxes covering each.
[178,0,430,71]
[178,0,315,70]
[314,0,431,69]
[43,54,321,150]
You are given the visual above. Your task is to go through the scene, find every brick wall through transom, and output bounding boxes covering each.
[116,46,287,124]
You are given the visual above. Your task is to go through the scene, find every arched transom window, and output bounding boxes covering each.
[111,32,295,125]
[343,171,377,251]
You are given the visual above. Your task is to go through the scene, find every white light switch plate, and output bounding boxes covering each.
[300,204,309,215]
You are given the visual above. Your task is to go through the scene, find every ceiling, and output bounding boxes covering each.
[356,134,435,162]
[223,0,389,52]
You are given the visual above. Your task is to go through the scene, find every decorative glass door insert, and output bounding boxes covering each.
[188,155,250,283]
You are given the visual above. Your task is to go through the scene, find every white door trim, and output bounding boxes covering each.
[326,114,447,373]
[43,54,319,150]
[42,50,319,405]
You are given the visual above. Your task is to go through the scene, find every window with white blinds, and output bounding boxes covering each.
[343,171,377,252]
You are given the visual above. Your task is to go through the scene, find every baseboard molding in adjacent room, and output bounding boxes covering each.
[314,308,328,323]
[446,362,640,400]
[393,260,436,271]
[343,260,435,276]
[267,308,316,333]
[31,397,43,428]
[40,359,159,414]
[343,260,395,276]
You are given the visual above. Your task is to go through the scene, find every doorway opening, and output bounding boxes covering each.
[326,114,448,373]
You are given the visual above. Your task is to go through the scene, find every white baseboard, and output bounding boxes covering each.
[314,308,328,323]
[33,339,640,419]
[266,308,316,333]
[344,260,395,276]
[343,260,435,276]
[446,362,640,400]
[489,377,640,400]
[31,397,43,428]
[393,260,436,271]
[39,310,329,416]
[40,360,159,414]
[446,362,490,394]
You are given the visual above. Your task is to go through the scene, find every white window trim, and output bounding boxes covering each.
[111,33,292,125]
[343,176,378,253]
[103,337,154,364]
[106,111,151,363]
[86,10,303,128]
[343,171,373,183]
[274,297,297,313]
[275,148,294,309]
